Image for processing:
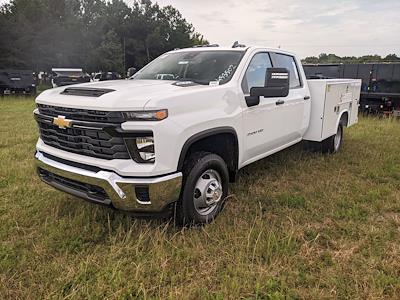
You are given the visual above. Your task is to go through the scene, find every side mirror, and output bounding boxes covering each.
[245,68,290,107]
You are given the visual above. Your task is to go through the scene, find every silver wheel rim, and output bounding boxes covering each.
[334,126,342,151]
[193,169,223,216]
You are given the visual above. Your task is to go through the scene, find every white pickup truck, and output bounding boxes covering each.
[34,45,361,224]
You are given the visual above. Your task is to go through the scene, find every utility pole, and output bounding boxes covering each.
[123,36,126,77]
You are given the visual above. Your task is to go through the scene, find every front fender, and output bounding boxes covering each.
[177,126,239,171]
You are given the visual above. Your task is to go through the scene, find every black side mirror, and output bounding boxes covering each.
[245,68,290,107]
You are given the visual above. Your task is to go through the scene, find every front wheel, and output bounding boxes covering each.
[176,152,229,225]
[321,123,343,153]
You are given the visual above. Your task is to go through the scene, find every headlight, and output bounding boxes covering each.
[125,136,155,163]
[123,109,168,121]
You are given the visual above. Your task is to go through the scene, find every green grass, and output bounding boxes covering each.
[1,97,400,299]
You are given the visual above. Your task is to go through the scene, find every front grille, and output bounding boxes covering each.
[37,104,125,123]
[38,168,109,203]
[37,118,130,160]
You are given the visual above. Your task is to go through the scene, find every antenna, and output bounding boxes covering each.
[232,41,246,48]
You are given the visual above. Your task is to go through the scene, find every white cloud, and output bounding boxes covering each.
[152,0,400,57]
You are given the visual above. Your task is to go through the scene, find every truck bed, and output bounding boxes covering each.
[303,79,362,142]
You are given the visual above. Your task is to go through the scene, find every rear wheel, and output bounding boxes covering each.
[321,123,343,153]
[175,152,229,225]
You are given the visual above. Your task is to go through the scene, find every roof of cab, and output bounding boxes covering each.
[170,46,247,53]
[169,46,297,57]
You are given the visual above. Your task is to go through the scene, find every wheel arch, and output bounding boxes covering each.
[177,127,239,182]
[337,110,349,129]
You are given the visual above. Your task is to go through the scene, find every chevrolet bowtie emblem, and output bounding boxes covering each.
[53,116,72,129]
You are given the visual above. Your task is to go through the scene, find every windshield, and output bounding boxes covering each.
[132,50,244,85]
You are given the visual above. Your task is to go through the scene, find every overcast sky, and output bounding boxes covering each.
[145,0,400,58]
[1,0,399,57]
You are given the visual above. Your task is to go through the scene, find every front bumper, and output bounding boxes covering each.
[35,151,182,213]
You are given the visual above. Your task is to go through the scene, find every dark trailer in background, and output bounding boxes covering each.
[303,63,400,116]
[0,69,36,96]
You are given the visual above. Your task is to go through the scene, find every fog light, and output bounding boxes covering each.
[125,136,155,163]
[136,137,155,162]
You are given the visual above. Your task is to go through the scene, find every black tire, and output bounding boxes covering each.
[321,123,343,153]
[175,151,229,226]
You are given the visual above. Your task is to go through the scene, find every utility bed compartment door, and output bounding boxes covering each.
[303,79,361,142]
[350,81,362,124]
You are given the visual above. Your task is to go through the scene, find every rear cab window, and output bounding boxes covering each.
[270,53,302,88]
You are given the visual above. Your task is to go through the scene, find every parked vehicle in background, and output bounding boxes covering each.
[303,63,400,116]
[34,45,361,225]
[51,68,90,88]
[92,72,121,82]
[0,69,36,95]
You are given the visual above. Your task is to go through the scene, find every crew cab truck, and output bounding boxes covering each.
[34,46,361,225]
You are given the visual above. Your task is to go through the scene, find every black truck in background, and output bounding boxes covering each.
[0,69,36,96]
[303,63,400,117]
[51,68,91,88]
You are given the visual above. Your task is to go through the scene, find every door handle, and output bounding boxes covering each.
[275,99,285,105]
[304,96,310,100]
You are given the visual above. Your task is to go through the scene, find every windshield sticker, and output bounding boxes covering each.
[178,61,189,65]
[215,64,235,82]
[209,81,220,86]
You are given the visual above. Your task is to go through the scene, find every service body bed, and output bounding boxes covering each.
[304,79,361,142]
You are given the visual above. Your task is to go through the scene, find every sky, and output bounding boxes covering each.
[140,0,400,58]
[1,0,399,58]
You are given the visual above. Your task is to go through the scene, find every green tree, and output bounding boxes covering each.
[93,30,124,73]
[0,0,207,73]
[383,54,400,62]
[302,53,400,64]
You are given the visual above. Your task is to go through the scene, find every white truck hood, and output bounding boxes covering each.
[36,79,206,111]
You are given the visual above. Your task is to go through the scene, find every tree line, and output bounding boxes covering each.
[0,0,208,74]
[303,53,400,64]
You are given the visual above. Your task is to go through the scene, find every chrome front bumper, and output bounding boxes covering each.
[35,151,182,213]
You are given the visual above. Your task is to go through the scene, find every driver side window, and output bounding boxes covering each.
[241,52,272,94]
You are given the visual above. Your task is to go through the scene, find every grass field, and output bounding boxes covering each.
[1,97,400,299]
